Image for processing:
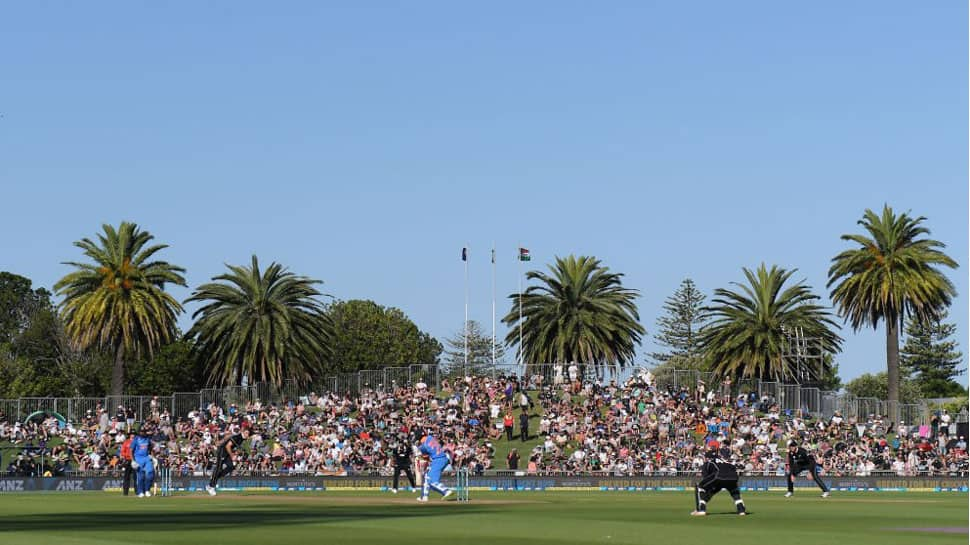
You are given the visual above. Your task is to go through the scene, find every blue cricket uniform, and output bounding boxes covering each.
[418,435,452,499]
[131,434,154,496]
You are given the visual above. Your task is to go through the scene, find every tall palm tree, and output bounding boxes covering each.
[55,222,186,398]
[827,205,958,411]
[502,255,644,373]
[185,256,332,386]
[698,264,842,380]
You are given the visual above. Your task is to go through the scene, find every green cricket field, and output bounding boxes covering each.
[0,491,965,545]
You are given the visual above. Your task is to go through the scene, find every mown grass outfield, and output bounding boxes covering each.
[0,491,965,545]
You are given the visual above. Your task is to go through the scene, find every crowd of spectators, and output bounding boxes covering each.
[0,369,967,479]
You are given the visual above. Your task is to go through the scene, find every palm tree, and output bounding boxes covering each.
[502,255,644,373]
[55,222,186,398]
[698,264,842,380]
[185,255,333,386]
[827,205,958,412]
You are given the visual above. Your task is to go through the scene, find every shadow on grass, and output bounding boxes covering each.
[0,503,494,533]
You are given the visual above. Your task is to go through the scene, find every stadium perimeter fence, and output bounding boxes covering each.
[1,470,966,494]
[0,364,942,426]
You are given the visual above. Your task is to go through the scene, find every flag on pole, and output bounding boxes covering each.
[518,247,531,261]
[461,247,468,261]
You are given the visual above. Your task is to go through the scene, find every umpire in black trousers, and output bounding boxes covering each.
[391,437,416,493]
[692,445,747,516]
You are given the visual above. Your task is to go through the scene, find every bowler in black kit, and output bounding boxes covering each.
[692,445,747,516]
[206,425,251,496]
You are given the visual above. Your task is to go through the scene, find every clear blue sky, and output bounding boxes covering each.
[1,2,966,383]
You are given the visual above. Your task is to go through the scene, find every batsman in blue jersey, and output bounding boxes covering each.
[130,426,155,498]
[417,433,453,501]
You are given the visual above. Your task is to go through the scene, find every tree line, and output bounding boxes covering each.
[0,205,964,408]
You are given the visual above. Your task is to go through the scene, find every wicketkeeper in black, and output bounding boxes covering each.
[785,440,829,498]
[692,444,747,516]
[206,424,251,496]
[390,435,417,493]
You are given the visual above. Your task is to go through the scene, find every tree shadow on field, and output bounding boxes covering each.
[0,503,494,534]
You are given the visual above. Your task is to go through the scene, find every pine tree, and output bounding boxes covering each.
[649,278,708,369]
[900,309,965,398]
[444,320,506,376]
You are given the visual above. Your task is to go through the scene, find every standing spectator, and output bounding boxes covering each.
[568,362,580,394]
[503,412,514,442]
[503,382,515,408]
[125,407,136,432]
[720,377,732,403]
[553,364,564,387]
[507,448,520,470]
[115,406,126,429]
[940,410,951,437]
[519,411,530,442]
[98,409,109,435]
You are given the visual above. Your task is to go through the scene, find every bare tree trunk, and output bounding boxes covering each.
[110,344,125,406]
[886,319,900,423]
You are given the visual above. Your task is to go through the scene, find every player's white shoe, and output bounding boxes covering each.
[784,492,793,498]
[738,512,747,516]
[144,490,151,498]
[690,511,706,516]
[416,496,428,502]
[821,491,830,498]
[390,488,398,494]
[442,489,453,500]
[137,493,144,498]
[206,486,217,496]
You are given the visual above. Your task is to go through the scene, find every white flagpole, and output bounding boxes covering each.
[518,245,523,368]
[464,245,469,376]
[491,245,496,369]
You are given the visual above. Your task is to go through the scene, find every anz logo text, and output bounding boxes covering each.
[55,480,87,491]
[0,480,26,491]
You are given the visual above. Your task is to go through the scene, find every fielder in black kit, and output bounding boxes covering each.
[390,435,417,493]
[692,445,747,516]
[785,440,829,497]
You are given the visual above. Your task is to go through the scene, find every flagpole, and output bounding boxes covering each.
[518,244,523,368]
[491,244,496,370]
[464,244,468,376]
